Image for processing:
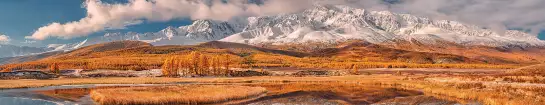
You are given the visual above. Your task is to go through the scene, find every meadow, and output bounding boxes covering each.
[91,85,267,105]
[2,67,544,105]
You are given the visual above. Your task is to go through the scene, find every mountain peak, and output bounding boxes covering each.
[63,4,545,53]
[222,5,544,47]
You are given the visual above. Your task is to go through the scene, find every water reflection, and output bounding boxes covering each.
[0,97,59,105]
[0,84,185,105]
[0,83,477,105]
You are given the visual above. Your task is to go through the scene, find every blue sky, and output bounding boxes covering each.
[0,0,544,47]
[0,0,191,47]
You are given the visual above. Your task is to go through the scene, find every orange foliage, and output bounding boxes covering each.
[49,63,60,74]
[0,48,520,72]
[161,51,237,77]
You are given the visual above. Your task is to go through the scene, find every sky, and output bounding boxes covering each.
[0,0,544,47]
[0,0,192,47]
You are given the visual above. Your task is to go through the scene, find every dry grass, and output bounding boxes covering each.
[509,64,545,76]
[384,80,545,105]
[90,85,267,105]
[0,75,403,89]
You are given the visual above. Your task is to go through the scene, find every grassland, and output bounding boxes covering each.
[90,85,267,105]
[3,65,545,105]
[21,75,544,105]
[0,75,401,89]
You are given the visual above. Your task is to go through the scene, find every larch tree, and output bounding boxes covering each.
[352,64,359,74]
[191,51,201,75]
[49,63,60,74]
[161,57,172,77]
[200,54,210,75]
[223,54,232,76]
[1,66,12,72]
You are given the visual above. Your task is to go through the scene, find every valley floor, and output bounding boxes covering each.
[1,68,544,105]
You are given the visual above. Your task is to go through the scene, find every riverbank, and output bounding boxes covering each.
[0,75,404,89]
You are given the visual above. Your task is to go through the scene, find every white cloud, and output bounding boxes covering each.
[27,0,545,40]
[27,0,316,40]
[380,0,545,35]
[0,34,11,44]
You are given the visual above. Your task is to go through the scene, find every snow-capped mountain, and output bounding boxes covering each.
[84,19,246,46]
[65,4,544,50]
[47,39,88,51]
[0,44,52,58]
[1,19,246,58]
[221,5,544,47]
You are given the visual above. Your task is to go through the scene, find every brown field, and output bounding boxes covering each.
[90,85,267,105]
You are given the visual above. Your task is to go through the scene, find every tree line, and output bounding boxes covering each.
[162,51,238,77]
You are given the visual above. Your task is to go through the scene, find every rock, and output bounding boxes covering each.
[292,70,349,77]
[0,71,57,80]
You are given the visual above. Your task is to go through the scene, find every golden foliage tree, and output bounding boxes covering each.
[222,54,232,76]
[49,63,60,74]
[160,51,238,77]
[200,54,210,75]
[191,51,201,75]
[1,66,12,72]
[351,64,359,75]
[162,57,179,77]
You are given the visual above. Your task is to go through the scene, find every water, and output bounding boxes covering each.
[0,83,479,105]
[0,97,59,105]
[0,84,186,105]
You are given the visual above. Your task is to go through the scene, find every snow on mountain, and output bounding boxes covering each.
[47,39,89,51]
[84,19,246,46]
[63,4,545,51]
[4,4,543,61]
[221,5,545,47]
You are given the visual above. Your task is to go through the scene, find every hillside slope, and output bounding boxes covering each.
[50,41,153,59]
[310,41,480,64]
[0,40,520,71]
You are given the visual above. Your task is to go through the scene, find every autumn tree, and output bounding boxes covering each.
[222,54,232,76]
[162,57,172,77]
[49,63,60,74]
[351,64,359,75]
[211,55,221,75]
[200,54,210,75]
[178,56,190,76]
[190,51,201,75]
[162,57,179,77]
[1,66,12,72]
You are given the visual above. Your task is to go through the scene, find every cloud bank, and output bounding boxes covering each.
[0,34,11,44]
[27,0,545,40]
[27,0,317,40]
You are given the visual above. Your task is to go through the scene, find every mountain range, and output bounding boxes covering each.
[2,5,545,65]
